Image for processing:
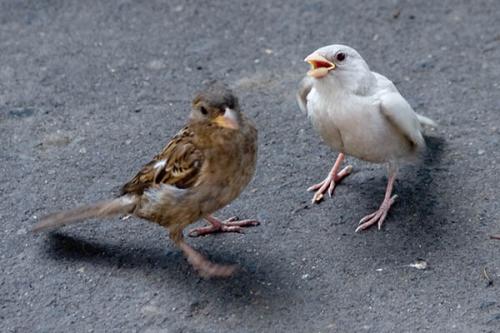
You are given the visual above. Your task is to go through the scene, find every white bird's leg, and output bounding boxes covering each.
[188,215,260,237]
[308,153,353,203]
[355,168,398,232]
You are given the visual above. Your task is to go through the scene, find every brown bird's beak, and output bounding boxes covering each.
[305,53,335,79]
[213,108,239,130]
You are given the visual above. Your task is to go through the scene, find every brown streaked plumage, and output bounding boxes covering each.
[33,84,259,278]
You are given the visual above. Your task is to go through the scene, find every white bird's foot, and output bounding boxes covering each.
[188,216,260,237]
[308,165,352,203]
[355,194,398,232]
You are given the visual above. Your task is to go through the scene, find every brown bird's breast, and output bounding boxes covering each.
[133,118,258,236]
[196,120,258,216]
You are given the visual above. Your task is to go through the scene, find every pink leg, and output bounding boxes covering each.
[177,240,236,278]
[308,153,353,203]
[188,215,260,237]
[355,170,398,232]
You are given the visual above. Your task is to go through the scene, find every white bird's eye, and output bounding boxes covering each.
[336,52,346,62]
[200,106,208,115]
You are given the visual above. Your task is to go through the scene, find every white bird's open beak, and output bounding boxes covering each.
[305,53,335,79]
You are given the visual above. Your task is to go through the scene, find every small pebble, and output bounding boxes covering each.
[409,259,427,270]
[17,228,27,235]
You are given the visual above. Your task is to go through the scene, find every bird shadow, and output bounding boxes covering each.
[42,231,291,311]
[347,135,449,252]
[403,135,447,221]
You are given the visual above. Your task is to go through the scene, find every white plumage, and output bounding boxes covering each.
[298,44,436,231]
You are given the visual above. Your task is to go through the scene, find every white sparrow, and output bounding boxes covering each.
[297,44,436,232]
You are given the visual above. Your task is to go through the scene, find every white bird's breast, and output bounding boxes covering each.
[307,88,345,151]
[307,87,412,163]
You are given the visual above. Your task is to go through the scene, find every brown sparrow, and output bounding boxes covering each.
[297,44,436,232]
[33,84,259,278]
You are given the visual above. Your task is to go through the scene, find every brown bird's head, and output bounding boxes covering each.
[191,84,241,130]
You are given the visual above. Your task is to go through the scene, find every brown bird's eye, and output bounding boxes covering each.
[200,106,208,115]
[336,52,346,62]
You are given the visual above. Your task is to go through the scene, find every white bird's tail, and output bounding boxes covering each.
[417,114,438,128]
[32,195,138,233]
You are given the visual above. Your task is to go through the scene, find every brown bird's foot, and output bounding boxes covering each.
[178,240,237,278]
[188,215,260,237]
[355,194,398,232]
[308,153,352,203]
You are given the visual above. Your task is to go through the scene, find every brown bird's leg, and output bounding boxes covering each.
[308,153,352,203]
[188,215,260,237]
[355,168,398,232]
[175,234,237,278]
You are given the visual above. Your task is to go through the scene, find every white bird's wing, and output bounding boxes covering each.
[378,91,425,149]
[374,71,437,130]
[296,76,314,114]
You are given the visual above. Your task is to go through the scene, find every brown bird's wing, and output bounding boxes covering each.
[121,126,204,195]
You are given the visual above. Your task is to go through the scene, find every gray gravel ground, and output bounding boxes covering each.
[1,0,500,332]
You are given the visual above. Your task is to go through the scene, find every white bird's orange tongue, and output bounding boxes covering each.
[304,54,335,79]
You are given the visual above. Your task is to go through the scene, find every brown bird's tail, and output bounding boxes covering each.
[32,195,137,233]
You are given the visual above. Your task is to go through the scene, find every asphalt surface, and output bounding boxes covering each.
[1,1,499,332]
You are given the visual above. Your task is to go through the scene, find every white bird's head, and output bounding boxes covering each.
[304,44,373,93]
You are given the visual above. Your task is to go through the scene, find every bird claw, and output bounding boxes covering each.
[308,164,352,204]
[308,177,334,204]
[307,182,323,192]
[355,195,398,232]
[358,211,377,225]
[311,191,325,203]
[188,217,260,237]
[328,181,335,197]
